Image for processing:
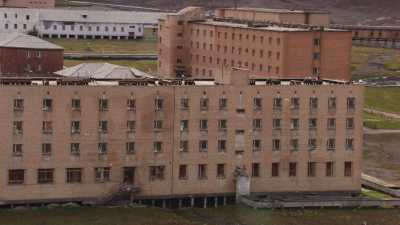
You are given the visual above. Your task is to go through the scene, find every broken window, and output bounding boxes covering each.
[70,143,80,156]
[347,97,356,112]
[42,143,52,156]
[200,97,209,111]
[66,168,82,183]
[13,121,23,135]
[309,97,318,110]
[272,163,279,177]
[43,98,52,111]
[218,140,226,152]
[199,140,208,152]
[273,97,282,110]
[153,141,162,153]
[309,118,317,130]
[38,169,54,184]
[180,120,189,132]
[344,161,353,177]
[13,98,24,111]
[42,121,53,134]
[328,97,336,111]
[180,140,189,152]
[71,121,80,134]
[98,120,108,133]
[327,138,336,151]
[346,138,354,151]
[217,164,225,178]
[253,119,262,130]
[98,143,108,155]
[71,98,81,111]
[95,167,111,182]
[98,98,108,111]
[126,142,135,154]
[12,144,23,157]
[289,162,297,177]
[290,97,300,110]
[198,164,207,180]
[8,169,25,185]
[149,166,165,181]
[326,161,335,177]
[179,165,187,180]
[219,98,227,110]
[308,162,316,177]
[253,96,262,111]
[252,139,261,152]
[346,118,354,129]
[272,139,281,151]
[252,163,260,177]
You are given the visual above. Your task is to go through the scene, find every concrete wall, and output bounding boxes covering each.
[0,80,363,202]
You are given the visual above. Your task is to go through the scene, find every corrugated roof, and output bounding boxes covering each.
[38,8,164,24]
[0,32,63,50]
[55,63,153,79]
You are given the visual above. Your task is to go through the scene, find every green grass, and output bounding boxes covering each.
[365,87,400,114]
[2,205,400,225]
[361,188,393,200]
[64,59,158,73]
[364,112,400,130]
[384,56,400,71]
[46,38,157,54]
[351,46,400,79]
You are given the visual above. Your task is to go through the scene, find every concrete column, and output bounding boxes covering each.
[178,199,182,208]
[151,199,155,207]
[108,36,112,40]
[190,197,194,208]
[203,197,207,208]
[223,196,227,206]
[214,197,218,208]
[162,199,166,209]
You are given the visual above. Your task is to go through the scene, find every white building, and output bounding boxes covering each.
[0,7,164,39]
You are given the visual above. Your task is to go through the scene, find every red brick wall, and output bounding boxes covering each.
[0,47,63,76]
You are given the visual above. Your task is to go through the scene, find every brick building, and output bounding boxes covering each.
[0,69,363,204]
[158,7,351,81]
[0,0,55,8]
[0,32,63,76]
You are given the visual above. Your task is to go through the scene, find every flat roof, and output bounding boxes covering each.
[0,77,352,87]
[0,7,164,25]
[219,7,329,14]
[0,32,63,50]
[194,19,344,32]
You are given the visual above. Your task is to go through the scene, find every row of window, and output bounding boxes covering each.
[4,23,29,30]
[45,24,140,33]
[11,136,355,158]
[7,160,353,185]
[190,28,285,45]
[12,117,355,137]
[190,42,282,59]
[3,13,31,20]
[250,161,353,178]
[12,96,357,113]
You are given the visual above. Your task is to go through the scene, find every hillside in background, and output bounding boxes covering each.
[73,0,400,25]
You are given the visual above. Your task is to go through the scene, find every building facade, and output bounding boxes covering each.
[158,7,352,81]
[0,8,164,39]
[0,32,63,76]
[0,69,363,204]
[215,8,330,26]
[0,0,55,8]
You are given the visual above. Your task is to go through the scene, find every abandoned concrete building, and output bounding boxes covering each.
[0,68,363,205]
[158,7,352,81]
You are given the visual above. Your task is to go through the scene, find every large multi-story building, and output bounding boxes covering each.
[0,8,164,39]
[0,0,55,8]
[0,32,63,76]
[215,8,330,26]
[0,69,363,204]
[158,7,352,81]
